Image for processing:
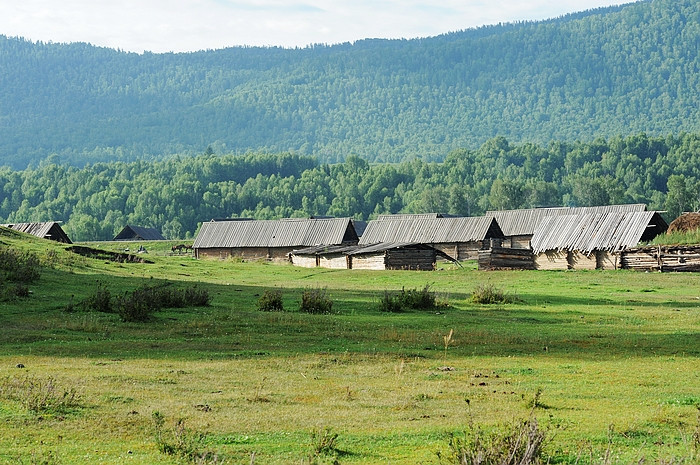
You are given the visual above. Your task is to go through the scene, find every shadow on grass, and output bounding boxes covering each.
[2,265,699,361]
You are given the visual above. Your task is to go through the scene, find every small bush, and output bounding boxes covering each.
[116,287,158,322]
[300,287,333,314]
[379,285,439,312]
[0,376,81,415]
[0,282,30,301]
[309,427,340,463]
[437,416,547,465]
[258,289,284,312]
[152,412,223,464]
[0,247,41,283]
[400,284,437,309]
[378,291,404,313]
[83,282,112,313]
[471,284,520,304]
[183,286,211,307]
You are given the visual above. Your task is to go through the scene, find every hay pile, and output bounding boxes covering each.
[667,212,700,233]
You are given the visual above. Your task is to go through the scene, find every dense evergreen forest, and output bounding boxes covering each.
[1,134,699,242]
[1,0,699,168]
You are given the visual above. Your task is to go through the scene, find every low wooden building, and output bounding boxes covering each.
[193,217,359,261]
[530,211,667,270]
[359,216,504,260]
[2,222,72,243]
[291,242,453,271]
[621,245,700,272]
[113,225,165,241]
[486,204,647,250]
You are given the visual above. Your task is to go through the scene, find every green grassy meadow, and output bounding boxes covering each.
[1,231,699,464]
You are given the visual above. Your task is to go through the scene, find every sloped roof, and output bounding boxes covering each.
[530,211,667,254]
[292,242,457,262]
[359,216,503,245]
[193,218,357,249]
[376,213,453,220]
[113,225,166,241]
[2,222,72,243]
[486,204,647,236]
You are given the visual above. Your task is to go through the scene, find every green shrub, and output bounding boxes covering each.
[471,284,520,304]
[379,285,439,312]
[0,282,30,301]
[83,282,112,313]
[300,287,333,314]
[0,246,41,283]
[378,291,404,313]
[258,289,284,312]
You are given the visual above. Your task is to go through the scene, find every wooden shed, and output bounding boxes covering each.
[530,211,667,270]
[359,216,504,260]
[486,204,647,250]
[193,217,359,261]
[113,225,166,241]
[291,242,455,270]
[290,244,357,269]
[1,222,72,244]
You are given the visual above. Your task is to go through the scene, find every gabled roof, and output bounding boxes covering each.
[486,204,647,236]
[193,218,358,249]
[2,222,72,243]
[113,225,166,241]
[530,211,668,254]
[376,213,456,220]
[359,216,503,245]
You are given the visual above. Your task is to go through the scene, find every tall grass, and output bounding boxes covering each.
[651,230,700,246]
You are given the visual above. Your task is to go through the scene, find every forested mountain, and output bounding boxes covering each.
[1,0,698,168]
[2,134,700,241]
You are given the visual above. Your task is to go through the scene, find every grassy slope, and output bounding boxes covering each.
[1,231,699,464]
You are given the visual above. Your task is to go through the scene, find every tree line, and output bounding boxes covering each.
[1,134,699,242]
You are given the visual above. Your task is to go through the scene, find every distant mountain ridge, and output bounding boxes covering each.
[0,0,698,168]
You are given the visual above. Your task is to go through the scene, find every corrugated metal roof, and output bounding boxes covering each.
[359,216,501,245]
[2,222,72,243]
[193,218,356,248]
[530,211,665,254]
[486,204,647,236]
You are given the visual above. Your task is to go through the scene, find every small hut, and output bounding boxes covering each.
[348,243,447,270]
[113,225,165,241]
[1,222,72,244]
[530,211,667,270]
[193,217,359,261]
[359,216,504,260]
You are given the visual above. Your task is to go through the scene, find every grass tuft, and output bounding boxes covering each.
[257,289,284,312]
[0,375,81,415]
[300,287,333,314]
[471,284,520,304]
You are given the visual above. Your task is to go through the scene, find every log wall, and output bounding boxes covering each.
[535,251,569,270]
[478,247,534,270]
[621,245,700,272]
[568,251,597,270]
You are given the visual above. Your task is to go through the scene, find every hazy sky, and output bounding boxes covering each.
[2,0,634,53]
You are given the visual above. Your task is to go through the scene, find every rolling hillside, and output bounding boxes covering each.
[0,0,698,168]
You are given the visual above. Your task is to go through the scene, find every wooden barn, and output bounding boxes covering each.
[359,216,504,260]
[193,217,359,261]
[486,204,647,250]
[530,211,667,270]
[2,222,72,244]
[113,225,166,241]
